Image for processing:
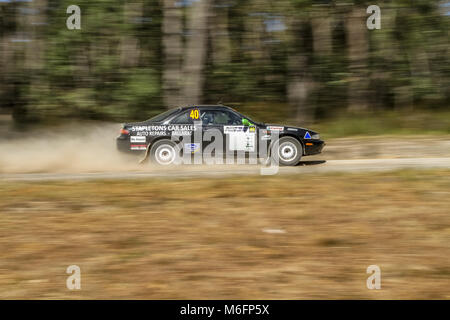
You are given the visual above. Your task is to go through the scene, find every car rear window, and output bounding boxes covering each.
[148,107,181,122]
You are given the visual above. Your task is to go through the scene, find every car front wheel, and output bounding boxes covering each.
[272,136,303,166]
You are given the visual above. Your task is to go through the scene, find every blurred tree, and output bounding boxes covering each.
[284,0,315,123]
[0,0,447,124]
[120,2,142,68]
[345,3,369,112]
[162,0,183,108]
[182,0,211,105]
[0,2,17,111]
[209,0,231,65]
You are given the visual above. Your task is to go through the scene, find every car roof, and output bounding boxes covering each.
[179,105,231,111]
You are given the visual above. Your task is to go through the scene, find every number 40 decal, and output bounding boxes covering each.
[190,109,200,120]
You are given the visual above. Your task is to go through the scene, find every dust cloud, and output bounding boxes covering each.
[0,121,145,174]
[0,120,257,176]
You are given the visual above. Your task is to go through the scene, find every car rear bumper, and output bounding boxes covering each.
[116,136,133,153]
[118,135,150,153]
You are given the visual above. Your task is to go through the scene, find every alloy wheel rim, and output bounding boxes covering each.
[278,142,297,161]
[155,145,176,165]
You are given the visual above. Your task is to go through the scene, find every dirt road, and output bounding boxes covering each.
[1,157,449,181]
[0,121,448,181]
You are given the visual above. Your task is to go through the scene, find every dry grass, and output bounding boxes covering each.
[0,170,449,299]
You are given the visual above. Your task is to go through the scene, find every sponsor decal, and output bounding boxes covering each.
[224,126,246,134]
[228,132,255,152]
[287,128,298,131]
[130,125,166,132]
[242,133,255,152]
[130,125,196,132]
[172,131,193,136]
[184,143,200,153]
[267,126,284,131]
[167,125,196,131]
[304,131,312,139]
[130,124,197,137]
[224,126,256,152]
[130,136,146,143]
[130,144,147,151]
[261,135,271,140]
[137,131,166,136]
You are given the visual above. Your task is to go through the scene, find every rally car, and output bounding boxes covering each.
[116,105,324,166]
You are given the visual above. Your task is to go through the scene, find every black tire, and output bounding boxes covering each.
[149,139,181,165]
[271,136,303,166]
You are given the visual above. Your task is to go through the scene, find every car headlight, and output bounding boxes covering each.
[311,133,320,140]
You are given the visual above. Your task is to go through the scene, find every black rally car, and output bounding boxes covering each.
[116,105,324,166]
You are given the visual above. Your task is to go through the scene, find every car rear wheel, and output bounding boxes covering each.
[272,136,302,166]
[150,140,180,165]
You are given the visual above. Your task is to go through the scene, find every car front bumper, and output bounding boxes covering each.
[304,140,325,156]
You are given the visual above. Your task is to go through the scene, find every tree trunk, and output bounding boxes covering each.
[209,0,231,65]
[345,6,369,112]
[23,0,47,71]
[311,8,332,57]
[243,2,267,62]
[286,18,315,124]
[288,54,315,124]
[120,2,142,68]
[310,7,333,121]
[182,0,211,105]
[162,0,183,108]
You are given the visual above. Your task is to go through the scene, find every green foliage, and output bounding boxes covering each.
[0,0,448,127]
[315,111,450,138]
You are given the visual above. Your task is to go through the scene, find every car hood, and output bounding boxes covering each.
[264,124,318,134]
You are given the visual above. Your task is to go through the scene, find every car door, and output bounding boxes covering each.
[199,109,226,156]
[201,109,257,157]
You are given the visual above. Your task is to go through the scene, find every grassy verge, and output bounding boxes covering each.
[236,104,450,139]
[3,107,450,140]
[0,170,449,299]
[315,111,450,139]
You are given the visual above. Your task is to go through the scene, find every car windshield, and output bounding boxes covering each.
[147,107,181,122]
[229,108,259,125]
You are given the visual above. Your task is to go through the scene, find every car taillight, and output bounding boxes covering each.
[120,128,129,135]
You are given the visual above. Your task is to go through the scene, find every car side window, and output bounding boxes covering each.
[201,111,242,126]
[225,111,243,125]
[201,111,215,125]
[170,111,193,124]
